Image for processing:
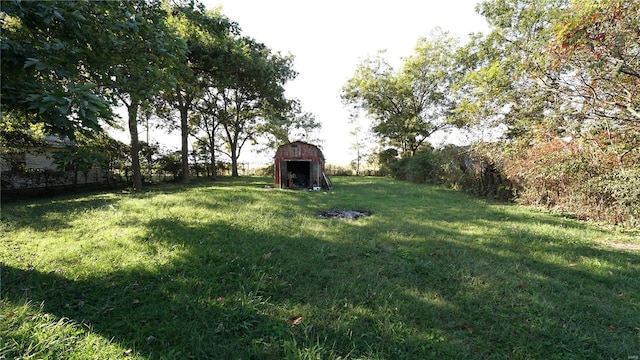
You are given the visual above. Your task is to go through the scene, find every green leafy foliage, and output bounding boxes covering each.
[1,0,118,139]
[437,0,640,226]
[342,29,460,157]
[103,1,187,190]
[2,0,308,190]
[158,3,237,184]
[203,35,297,176]
[549,0,640,125]
[387,147,443,184]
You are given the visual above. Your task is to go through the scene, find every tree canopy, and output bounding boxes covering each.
[1,0,118,139]
[347,0,639,224]
[342,29,460,157]
[1,0,315,187]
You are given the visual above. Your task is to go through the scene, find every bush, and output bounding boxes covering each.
[255,165,274,177]
[388,148,442,184]
[583,168,640,226]
[379,139,638,226]
[438,145,473,190]
[427,145,513,201]
[498,138,640,226]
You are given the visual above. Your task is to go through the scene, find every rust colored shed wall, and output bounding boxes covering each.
[274,142,324,162]
[274,141,325,188]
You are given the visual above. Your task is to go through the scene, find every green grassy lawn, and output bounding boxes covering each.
[1,176,639,359]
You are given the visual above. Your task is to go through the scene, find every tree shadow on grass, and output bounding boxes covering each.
[299,179,640,357]
[1,195,119,232]
[329,176,604,233]
[0,178,274,235]
[3,179,640,359]
[2,264,292,359]
[2,217,304,359]
[0,214,481,358]
[357,202,640,357]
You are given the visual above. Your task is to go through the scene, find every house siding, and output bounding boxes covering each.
[1,140,109,192]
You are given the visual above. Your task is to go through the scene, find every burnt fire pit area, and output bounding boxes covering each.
[318,210,372,220]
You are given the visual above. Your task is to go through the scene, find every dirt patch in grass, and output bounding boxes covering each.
[602,242,640,251]
[318,210,372,220]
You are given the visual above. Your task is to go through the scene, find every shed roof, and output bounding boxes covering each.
[275,141,325,161]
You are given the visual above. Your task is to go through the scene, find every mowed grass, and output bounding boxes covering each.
[1,176,639,359]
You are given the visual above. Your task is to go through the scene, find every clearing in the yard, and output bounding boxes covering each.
[1,176,638,359]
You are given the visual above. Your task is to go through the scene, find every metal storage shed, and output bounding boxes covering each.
[274,141,331,189]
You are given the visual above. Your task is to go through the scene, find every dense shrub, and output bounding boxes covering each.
[500,138,640,226]
[377,139,638,226]
[388,147,442,184]
[438,145,474,190]
[386,145,513,201]
[504,140,593,208]
[583,168,640,226]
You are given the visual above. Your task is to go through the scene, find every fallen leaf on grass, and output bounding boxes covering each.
[460,324,474,334]
[215,322,224,333]
[608,325,616,331]
[101,306,115,315]
[288,316,303,326]
[262,251,272,259]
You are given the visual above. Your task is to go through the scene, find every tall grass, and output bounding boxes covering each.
[1,177,639,359]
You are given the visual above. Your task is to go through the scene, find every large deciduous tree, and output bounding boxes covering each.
[159,2,235,183]
[1,0,117,139]
[550,0,639,121]
[462,0,637,151]
[452,0,640,224]
[2,0,186,190]
[104,1,186,190]
[454,0,569,144]
[546,0,639,162]
[342,29,460,157]
[207,36,296,177]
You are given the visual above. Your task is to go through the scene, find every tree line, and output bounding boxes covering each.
[342,0,639,226]
[1,0,320,189]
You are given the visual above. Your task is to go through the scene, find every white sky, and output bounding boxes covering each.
[203,0,490,165]
[114,1,490,166]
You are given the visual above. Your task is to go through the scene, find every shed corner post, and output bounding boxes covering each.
[274,161,280,187]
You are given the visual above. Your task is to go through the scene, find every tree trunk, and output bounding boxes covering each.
[128,102,143,190]
[230,145,239,177]
[209,136,217,180]
[73,165,78,190]
[180,106,190,184]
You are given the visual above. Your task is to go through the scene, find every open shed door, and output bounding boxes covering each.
[286,160,311,188]
[310,162,321,188]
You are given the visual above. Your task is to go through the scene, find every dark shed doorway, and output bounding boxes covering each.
[286,160,310,188]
